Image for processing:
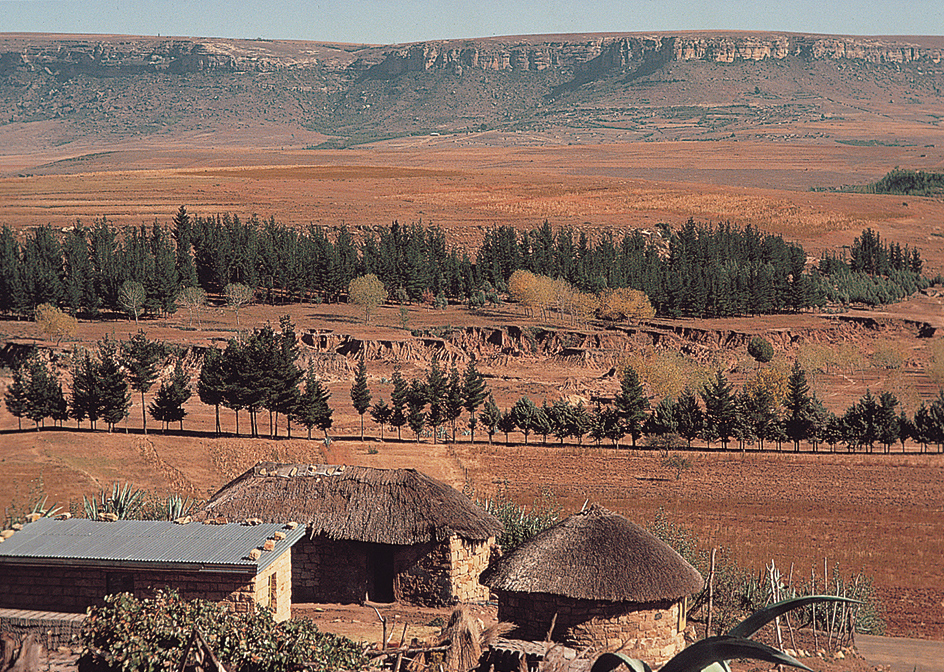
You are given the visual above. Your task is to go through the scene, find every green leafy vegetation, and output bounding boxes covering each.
[470,482,562,551]
[747,337,774,363]
[0,212,923,323]
[817,227,927,306]
[80,589,366,672]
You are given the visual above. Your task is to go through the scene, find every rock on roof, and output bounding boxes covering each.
[200,463,502,545]
[481,505,703,603]
[0,518,305,574]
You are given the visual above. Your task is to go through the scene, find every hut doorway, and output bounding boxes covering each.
[367,545,395,603]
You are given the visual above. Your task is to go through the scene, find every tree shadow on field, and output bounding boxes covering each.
[303,312,362,326]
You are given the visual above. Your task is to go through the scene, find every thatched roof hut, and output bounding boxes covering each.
[203,462,501,543]
[481,505,702,661]
[482,504,702,601]
[200,463,501,605]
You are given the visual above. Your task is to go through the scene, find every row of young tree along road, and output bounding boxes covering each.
[6,320,944,453]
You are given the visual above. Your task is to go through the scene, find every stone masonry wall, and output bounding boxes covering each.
[395,540,449,606]
[292,536,369,603]
[497,591,687,666]
[448,536,493,603]
[293,534,493,606]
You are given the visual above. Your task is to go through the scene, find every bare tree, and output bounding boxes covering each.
[224,283,253,327]
[177,286,207,329]
[118,281,146,324]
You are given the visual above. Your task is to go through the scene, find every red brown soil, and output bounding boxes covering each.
[2,303,943,645]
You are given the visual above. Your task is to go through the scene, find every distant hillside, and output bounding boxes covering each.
[1,31,943,147]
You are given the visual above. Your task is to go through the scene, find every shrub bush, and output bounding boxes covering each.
[747,336,774,363]
[80,589,366,672]
[469,482,561,551]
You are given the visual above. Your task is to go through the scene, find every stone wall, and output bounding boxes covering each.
[0,608,86,650]
[251,548,292,622]
[292,536,369,603]
[0,557,293,622]
[293,534,494,606]
[448,536,493,603]
[497,591,687,666]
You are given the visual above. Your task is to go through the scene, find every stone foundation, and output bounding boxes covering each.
[497,591,688,666]
[293,534,494,606]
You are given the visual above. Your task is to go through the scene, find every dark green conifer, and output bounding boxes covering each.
[350,354,372,441]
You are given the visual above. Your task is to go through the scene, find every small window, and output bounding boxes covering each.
[268,572,277,611]
[106,573,134,595]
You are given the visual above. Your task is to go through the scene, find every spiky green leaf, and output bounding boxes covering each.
[590,652,652,672]
[660,636,812,672]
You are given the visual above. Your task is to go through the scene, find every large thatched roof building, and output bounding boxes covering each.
[481,505,703,664]
[201,463,502,606]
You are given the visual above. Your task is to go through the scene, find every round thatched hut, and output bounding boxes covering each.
[480,505,703,664]
[200,463,502,606]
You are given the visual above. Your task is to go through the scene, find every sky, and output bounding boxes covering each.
[1,0,942,44]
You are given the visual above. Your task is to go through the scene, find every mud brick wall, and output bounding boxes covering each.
[497,591,687,665]
[250,548,292,622]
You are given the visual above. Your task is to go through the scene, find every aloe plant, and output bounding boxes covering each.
[589,596,856,672]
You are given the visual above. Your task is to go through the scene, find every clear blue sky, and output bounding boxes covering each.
[2,0,942,44]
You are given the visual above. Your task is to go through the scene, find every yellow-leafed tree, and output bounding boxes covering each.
[597,287,655,322]
[348,274,387,323]
[35,303,78,346]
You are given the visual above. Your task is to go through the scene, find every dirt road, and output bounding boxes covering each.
[857,634,944,672]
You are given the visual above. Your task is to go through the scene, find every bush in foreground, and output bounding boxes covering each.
[80,589,366,672]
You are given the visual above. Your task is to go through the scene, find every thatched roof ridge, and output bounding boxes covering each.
[481,505,703,603]
[200,463,502,545]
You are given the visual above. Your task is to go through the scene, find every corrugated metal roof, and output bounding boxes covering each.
[0,518,305,574]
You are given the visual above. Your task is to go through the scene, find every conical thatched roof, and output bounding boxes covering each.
[200,463,502,545]
[481,505,703,603]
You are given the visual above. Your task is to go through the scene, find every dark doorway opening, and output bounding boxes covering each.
[367,545,396,603]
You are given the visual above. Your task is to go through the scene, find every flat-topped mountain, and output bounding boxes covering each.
[1,31,942,148]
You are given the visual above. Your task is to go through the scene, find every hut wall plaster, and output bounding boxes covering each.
[497,591,687,665]
[0,557,293,621]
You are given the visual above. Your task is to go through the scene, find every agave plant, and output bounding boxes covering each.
[590,596,858,672]
[30,495,62,518]
[166,494,197,521]
[83,481,146,520]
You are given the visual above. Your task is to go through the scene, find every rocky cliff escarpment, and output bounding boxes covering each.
[1,31,942,145]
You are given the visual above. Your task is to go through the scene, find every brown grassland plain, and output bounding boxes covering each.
[1,128,944,643]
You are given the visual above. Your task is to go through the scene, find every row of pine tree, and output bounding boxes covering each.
[6,324,943,453]
[0,209,927,320]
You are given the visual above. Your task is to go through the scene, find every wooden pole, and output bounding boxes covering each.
[706,548,717,637]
